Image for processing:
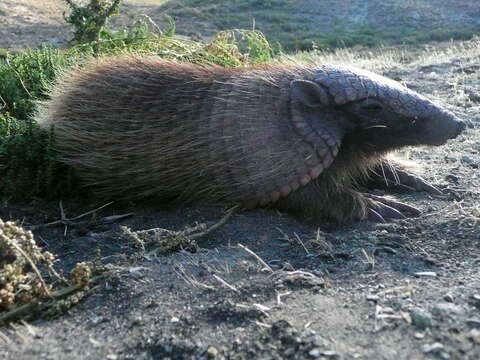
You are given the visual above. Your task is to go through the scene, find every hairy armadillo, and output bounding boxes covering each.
[37,56,465,223]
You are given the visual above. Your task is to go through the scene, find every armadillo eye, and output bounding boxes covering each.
[365,104,382,111]
[361,100,383,113]
[362,103,383,112]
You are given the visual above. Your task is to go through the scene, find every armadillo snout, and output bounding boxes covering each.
[445,116,465,140]
[428,112,466,145]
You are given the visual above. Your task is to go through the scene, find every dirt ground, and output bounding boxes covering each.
[1,2,480,360]
[0,0,173,50]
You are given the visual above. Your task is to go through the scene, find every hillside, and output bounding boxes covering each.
[1,0,479,50]
[157,0,480,49]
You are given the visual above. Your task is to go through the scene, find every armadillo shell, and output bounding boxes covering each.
[37,58,344,207]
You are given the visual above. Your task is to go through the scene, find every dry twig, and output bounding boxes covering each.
[213,274,239,293]
[28,201,132,231]
[237,243,273,272]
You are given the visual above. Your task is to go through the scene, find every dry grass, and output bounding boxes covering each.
[290,36,480,74]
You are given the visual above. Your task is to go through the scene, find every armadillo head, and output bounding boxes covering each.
[291,66,466,153]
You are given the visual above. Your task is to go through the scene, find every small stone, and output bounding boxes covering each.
[308,348,321,358]
[440,351,451,360]
[468,329,480,344]
[422,342,444,354]
[106,355,117,360]
[131,316,143,327]
[472,294,480,308]
[321,350,341,358]
[206,346,219,358]
[444,174,459,182]
[410,307,433,329]
[443,293,454,303]
[146,300,159,308]
[466,318,480,329]
[414,271,437,278]
[90,316,105,326]
[466,89,480,102]
[366,295,379,303]
[284,347,295,357]
[414,332,425,339]
[461,155,474,164]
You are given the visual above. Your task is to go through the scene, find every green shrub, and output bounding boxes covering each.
[64,0,122,45]
[0,48,75,121]
[0,119,72,199]
[0,48,77,199]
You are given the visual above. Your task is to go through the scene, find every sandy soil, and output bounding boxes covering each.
[1,2,480,360]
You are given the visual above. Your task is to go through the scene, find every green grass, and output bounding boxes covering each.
[0,24,273,200]
[158,0,479,51]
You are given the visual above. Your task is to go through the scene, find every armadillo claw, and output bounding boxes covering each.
[364,193,421,222]
[395,169,444,196]
[375,164,444,196]
[367,208,386,223]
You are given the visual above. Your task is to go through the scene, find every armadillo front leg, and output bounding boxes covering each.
[275,179,369,223]
[368,160,443,195]
[275,179,421,224]
[363,193,421,222]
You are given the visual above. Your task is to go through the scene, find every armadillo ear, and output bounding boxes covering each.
[290,80,330,108]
